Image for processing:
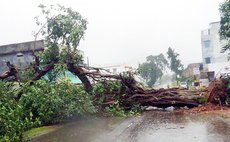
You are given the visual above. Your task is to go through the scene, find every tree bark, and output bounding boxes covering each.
[31,53,56,81]
[31,62,55,81]
[0,61,20,81]
[67,63,93,92]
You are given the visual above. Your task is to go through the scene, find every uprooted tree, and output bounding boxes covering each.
[0,4,214,108]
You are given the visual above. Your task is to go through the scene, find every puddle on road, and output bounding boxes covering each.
[31,111,230,142]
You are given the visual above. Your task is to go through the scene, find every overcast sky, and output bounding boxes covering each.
[0,0,225,67]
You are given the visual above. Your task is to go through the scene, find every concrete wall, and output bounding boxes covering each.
[0,40,43,55]
[0,52,35,73]
[182,63,201,77]
[207,62,230,78]
[0,40,44,74]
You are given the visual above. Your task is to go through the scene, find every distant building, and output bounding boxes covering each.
[201,21,229,65]
[182,63,202,77]
[0,40,44,74]
[97,63,133,74]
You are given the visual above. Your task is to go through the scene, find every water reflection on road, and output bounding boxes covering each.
[32,111,230,142]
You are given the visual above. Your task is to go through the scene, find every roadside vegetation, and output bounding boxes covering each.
[0,79,140,141]
[0,80,93,141]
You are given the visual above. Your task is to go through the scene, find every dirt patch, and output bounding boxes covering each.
[177,103,230,118]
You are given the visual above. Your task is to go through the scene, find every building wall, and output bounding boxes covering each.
[206,62,230,78]
[0,52,34,73]
[182,63,201,77]
[201,22,229,65]
[0,40,44,74]
[0,40,43,55]
[201,28,213,64]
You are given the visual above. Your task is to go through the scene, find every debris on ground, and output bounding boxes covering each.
[179,103,230,113]
[90,69,208,109]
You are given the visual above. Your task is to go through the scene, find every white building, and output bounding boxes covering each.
[201,22,230,78]
[96,63,133,74]
[201,21,228,64]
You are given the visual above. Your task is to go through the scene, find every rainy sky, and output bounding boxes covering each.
[0,0,225,67]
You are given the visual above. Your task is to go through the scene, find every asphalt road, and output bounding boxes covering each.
[32,111,230,142]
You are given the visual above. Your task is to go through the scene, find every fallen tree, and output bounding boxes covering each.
[0,4,209,109]
[79,67,205,109]
[0,59,206,108]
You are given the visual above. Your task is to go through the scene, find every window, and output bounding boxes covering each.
[204,40,210,48]
[199,64,203,71]
[16,53,24,67]
[205,57,211,64]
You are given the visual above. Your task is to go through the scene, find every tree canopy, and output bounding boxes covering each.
[37,4,87,64]
[219,0,230,52]
[138,54,168,86]
[167,47,184,84]
[36,4,93,91]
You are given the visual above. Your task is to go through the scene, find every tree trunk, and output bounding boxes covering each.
[67,63,93,92]
[0,62,20,81]
[31,62,55,81]
[176,74,179,85]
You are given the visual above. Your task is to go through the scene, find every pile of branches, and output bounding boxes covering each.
[83,67,202,109]
[0,60,204,108]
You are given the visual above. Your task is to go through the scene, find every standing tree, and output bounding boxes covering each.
[219,0,230,52]
[167,47,184,85]
[138,54,168,86]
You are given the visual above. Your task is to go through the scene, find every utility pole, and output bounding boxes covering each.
[87,57,89,68]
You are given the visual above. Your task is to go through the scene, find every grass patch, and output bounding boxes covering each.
[23,125,61,140]
[196,97,208,104]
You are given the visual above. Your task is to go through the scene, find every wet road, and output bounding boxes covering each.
[32,111,230,142]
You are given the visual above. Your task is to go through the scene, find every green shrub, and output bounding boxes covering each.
[105,103,141,117]
[196,97,207,104]
[92,81,122,105]
[20,80,96,124]
[0,79,141,141]
[0,81,37,142]
[0,80,96,141]
[92,81,141,116]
